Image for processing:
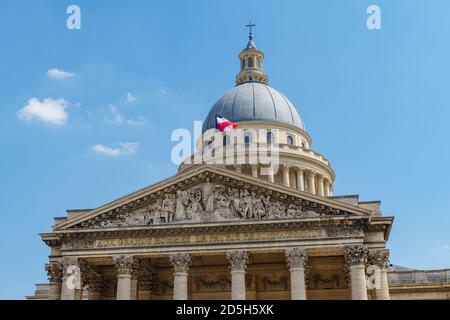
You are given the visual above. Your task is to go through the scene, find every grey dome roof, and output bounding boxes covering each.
[202,82,305,133]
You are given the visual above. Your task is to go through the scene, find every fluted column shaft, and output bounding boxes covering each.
[114,255,138,300]
[308,171,316,194]
[170,253,192,300]
[345,245,369,300]
[369,249,390,300]
[296,168,305,191]
[282,165,290,187]
[317,175,325,197]
[226,250,249,300]
[286,248,308,300]
[324,180,330,197]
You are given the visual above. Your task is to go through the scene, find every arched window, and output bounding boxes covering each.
[267,131,273,144]
[248,57,254,68]
[287,135,294,145]
[244,132,252,144]
[301,141,306,148]
[223,135,230,146]
[256,57,260,68]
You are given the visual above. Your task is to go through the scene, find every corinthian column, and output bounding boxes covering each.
[113,255,138,300]
[345,245,369,300]
[226,250,249,300]
[296,167,305,191]
[60,257,81,300]
[317,175,325,197]
[282,165,290,187]
[307,171,316,194]
[285,248,308,300]
[170,253,192,300]
[45,261,63,300]
[369,249,390,300]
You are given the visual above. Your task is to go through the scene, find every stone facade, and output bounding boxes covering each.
[26,31,449,301]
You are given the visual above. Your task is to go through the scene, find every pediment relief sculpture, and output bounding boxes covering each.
[74,176,353,229]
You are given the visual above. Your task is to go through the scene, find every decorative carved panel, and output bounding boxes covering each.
[71,175,353,229]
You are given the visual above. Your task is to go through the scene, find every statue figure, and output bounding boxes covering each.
[186,188,203,219]
[161,194,176,223]
[202,178,215,213]
[175,189,189,221]
[241,190,253,219]
[252,196,266,220]
[148,199,162,224]
[229,188,241,217]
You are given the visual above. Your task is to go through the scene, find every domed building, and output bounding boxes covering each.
[181,34,334,199]
[28,30,450,301]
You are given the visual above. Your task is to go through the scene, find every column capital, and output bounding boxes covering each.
[170,253,192,273]
[368,249,390,269]
[316,174,324,181]
[45,260,64,283]
[307,170,316,178]
[283,164,290,171]
[285,247,308,269]
[61,256,79,269]
[226,250,249,272]
[113,255,139,276]
[345,245,369,266]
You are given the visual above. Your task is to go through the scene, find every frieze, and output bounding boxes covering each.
[261,275,289,291]
[194,275,231,291]
[92,229,324,249]
[71,174,354,230]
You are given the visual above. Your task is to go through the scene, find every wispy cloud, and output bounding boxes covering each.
[158,87,169,95]
[47,68,76,79]
[91,142,138,156]
[106,105,147,126]
[126,92,137,103]
[17,97,68,125]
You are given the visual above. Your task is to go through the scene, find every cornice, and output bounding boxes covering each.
[45,215,369,245]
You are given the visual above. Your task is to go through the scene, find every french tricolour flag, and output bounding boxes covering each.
[215,115,238,132]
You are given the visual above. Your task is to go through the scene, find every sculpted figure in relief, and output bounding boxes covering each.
[85,180,334,229]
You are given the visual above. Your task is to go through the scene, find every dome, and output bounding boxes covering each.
[202,81,305,133]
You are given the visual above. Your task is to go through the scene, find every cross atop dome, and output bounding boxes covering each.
[246,21,256,41]
[236,21,268,85]
[244,21,257,50]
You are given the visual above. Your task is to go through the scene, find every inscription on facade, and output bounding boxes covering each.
[91,229,324,249]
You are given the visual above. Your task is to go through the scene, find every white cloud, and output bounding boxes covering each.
[47,68,76,79]
[106,104,148,126]
[17,97,68,125]
[126,92,137,103]
[158,88,169,95]
[92,142,138,156]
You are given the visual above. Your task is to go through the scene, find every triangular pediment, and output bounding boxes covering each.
[56,165,370,230]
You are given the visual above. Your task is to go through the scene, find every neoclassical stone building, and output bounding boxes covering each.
[28,31,449,300]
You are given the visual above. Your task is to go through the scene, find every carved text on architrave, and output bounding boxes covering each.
[92,229,325,249]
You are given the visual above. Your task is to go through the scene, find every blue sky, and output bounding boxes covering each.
[1,0,450,299]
